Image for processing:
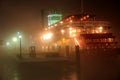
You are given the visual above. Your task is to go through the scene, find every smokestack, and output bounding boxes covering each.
[41,10,44,28]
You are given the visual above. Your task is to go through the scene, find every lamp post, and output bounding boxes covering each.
[12,37,17,52]
[18,35,22,57]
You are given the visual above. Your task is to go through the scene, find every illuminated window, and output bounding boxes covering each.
[48,14,62,26]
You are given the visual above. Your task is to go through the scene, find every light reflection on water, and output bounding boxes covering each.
[17,63,77,80]
[1,51,120,80]
[62,72,77,80]
[3,61,78,80]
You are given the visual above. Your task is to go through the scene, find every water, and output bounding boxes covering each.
[0,52,77,80]
[0,49,120,80]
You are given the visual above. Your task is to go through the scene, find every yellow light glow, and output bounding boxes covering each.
[60,21,63,24]
[72,29,76,33]
[99,26,103,30]
[45,28,47,30]
[71,16,74,18]
[70,20,72,23]
[98,26,103,33]
[69,30,72,34]
[54,24,57,26]
[72,34,76,37]
[69,27,72,30]
[86,15,89,18]
[83,16,86,20]
[74,38,80,46]
[62,38,65,41]
[80,18,83,21]
[61,29,65,34]
[13,37,17,42]
[42,32,53,40]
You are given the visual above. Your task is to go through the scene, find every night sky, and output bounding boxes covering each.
[0,0,119,39]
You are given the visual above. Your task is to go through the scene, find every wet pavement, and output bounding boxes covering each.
[0,49,120,80]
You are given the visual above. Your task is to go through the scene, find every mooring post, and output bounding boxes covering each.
[66,45,69,57]
[75,45,80,80]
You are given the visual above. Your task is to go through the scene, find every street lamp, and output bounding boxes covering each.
[42,32,53,51]
[18,35,22,57]
[13,37,17,42]
[12,37,18,51]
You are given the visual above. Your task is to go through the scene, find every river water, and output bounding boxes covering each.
[0,49,120,80]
